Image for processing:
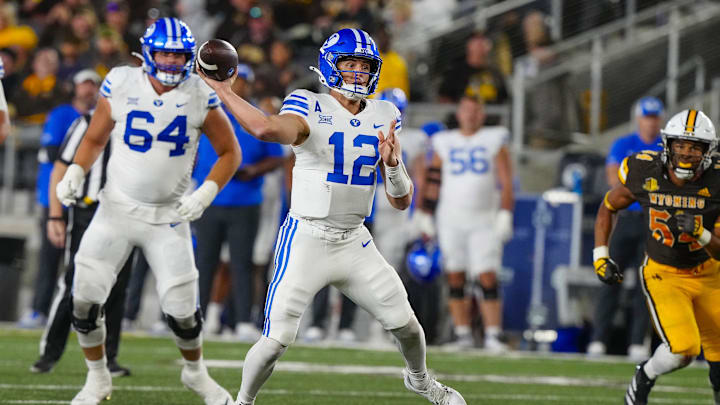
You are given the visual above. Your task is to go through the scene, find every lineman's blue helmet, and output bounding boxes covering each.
[406,240,442,283]
[140,17,196,86]
[377,88,408,115]
[310,28,382,100]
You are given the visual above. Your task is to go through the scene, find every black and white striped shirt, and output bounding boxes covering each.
[57,113,111,205]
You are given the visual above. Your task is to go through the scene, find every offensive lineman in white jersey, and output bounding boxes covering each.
[55,18,240,405]
[417,95,514,351]
[198,28,466,405]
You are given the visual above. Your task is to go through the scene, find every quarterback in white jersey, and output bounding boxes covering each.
[418,95,514,351]
[55,18,240,405]
[199,28,466,405]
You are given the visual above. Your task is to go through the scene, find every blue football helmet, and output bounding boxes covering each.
[377,88,408,115]
[310,28,382,100]
[140,17,196,86]
[406,239,442,283]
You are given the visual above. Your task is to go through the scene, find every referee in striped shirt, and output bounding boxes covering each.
[30,111,135,376]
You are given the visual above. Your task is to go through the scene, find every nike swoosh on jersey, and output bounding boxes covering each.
[362,239,372,247]
[170,222,181,228]
[176,103,187,108]
[373,124,384,129]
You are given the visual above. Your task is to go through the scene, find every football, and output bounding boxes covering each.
[196,39,238,81]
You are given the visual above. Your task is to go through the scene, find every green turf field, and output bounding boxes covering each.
[0,328,713,404]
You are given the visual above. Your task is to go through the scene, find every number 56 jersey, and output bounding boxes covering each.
[432,126,509,225]
[99,66,219,223]
[621,151,720,268]
[279,89,402,229]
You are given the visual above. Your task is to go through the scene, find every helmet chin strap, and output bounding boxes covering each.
[309,66,367,100]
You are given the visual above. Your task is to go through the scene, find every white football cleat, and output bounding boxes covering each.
[403,369,467,405]
[586,341,606,357]
[483,335,508,353]
[235,323,261,343]
[181,364,234,405]
[303,326,325,342]
[71,368,112,405]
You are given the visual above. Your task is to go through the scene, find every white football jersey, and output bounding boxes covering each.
[99,66,219,223]
[279,89,402,229]
[432,126,509,222]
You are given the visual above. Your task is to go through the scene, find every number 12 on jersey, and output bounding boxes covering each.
[327,131,379,186]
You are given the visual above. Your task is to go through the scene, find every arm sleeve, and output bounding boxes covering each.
[208,90,220,109]
[99,67,128,99]
[57,116,89,165]
[279,90,310,120]
[392,104,402,135]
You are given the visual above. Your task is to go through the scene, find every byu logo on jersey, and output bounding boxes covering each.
[154,99,164,107]
[350,119,361,127]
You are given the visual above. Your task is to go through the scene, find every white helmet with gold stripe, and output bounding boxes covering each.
[660,109,717,179]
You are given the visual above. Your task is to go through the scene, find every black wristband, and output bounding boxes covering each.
[47,216,64,222]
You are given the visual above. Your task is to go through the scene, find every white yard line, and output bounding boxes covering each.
[201,359,709,394]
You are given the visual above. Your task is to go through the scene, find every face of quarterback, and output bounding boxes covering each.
[336,57,371,87]
[670,139,706,173]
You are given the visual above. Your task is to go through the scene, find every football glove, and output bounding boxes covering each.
[412,211,436,239]
[494,209,514,243]
[56,163,85,206]
[676,212,712,246]
[676,212,701,236]
[593,246,623,285]
[176,181,218,222]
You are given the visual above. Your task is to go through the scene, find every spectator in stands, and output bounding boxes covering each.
[0,3,38,67]
[333,0,377,34]
[587,96,664,361]
[93,27,129,77]
[57,37,91,83]
[517,10,572,148]
[214,0,256,46]
[14,48,69,125]
[373,25,409,97]
[255,40,298,98]
[437,31,508,110]
[193,65,285,342]
[103,1,134,55]
[0,47,19,100]
[18,69,100,329]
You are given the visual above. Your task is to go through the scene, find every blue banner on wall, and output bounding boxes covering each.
[501,191,581,331]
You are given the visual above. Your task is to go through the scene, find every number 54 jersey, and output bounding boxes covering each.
[621,150,720,268]
[279,89,402,229]
[99,66,219,223]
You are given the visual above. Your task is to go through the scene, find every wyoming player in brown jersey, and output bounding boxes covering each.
[594,109,720,405]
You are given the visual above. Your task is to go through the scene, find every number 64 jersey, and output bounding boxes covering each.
[279,89,402,229]
[620,150,720,268]
[99,66,219,223]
